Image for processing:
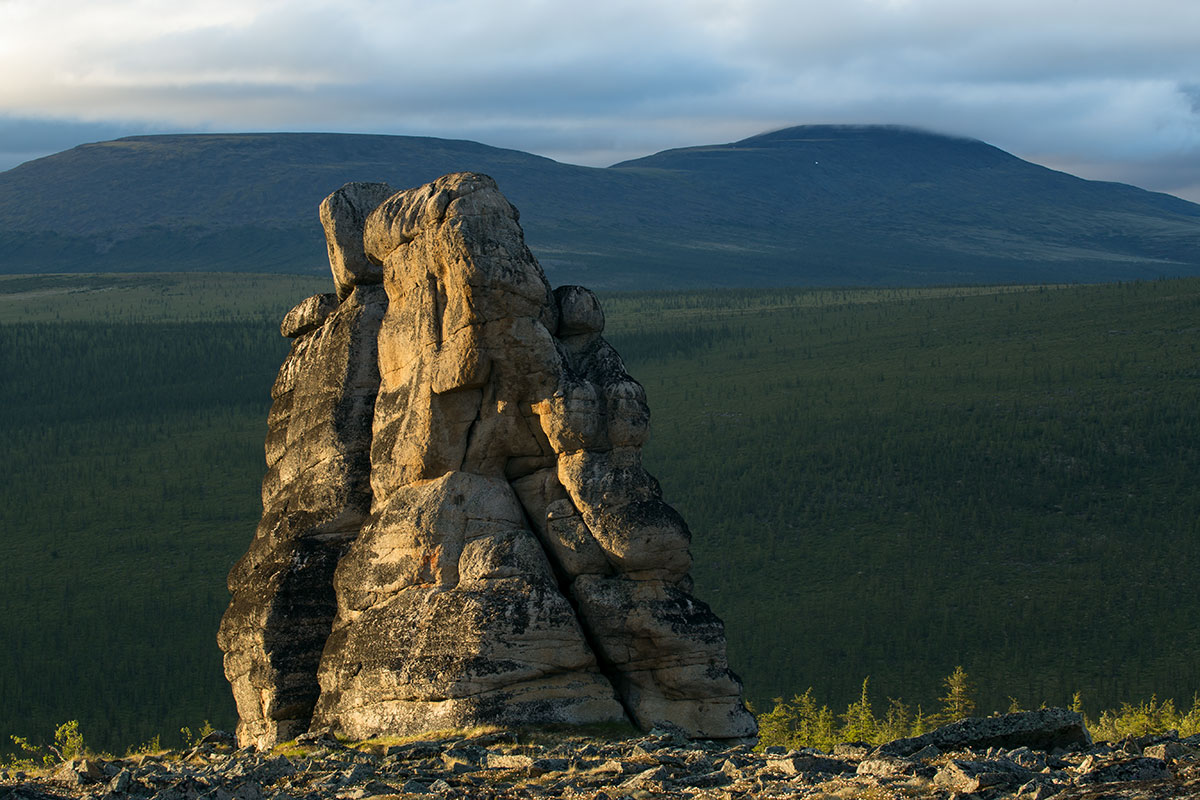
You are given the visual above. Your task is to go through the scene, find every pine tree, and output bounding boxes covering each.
[756,688,839,751]
[878,697,914,742]
[933,666,976,725]
[840,677,878,742]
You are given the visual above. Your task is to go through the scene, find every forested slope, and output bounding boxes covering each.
[1,274,1197,753]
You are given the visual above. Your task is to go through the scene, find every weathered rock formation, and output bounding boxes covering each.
[219,173,756,750]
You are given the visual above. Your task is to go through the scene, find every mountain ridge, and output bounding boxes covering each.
[2,125,1198,288]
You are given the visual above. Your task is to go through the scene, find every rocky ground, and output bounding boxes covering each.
[3,715,1199,800]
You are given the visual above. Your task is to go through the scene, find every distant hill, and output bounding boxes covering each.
[2,126,1199,288]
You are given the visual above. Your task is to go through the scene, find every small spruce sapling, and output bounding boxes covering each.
[840,677,877,742]
[933,666,976,725]
[877,697,913,742]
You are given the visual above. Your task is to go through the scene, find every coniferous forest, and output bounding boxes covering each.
[1,273,1197,754]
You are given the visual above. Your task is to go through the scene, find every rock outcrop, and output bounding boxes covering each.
[220,172,755,749]
[878,708,1092,757]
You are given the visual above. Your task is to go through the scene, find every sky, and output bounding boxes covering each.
[1,0,1199,201]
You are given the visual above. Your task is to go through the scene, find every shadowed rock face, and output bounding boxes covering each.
[217,284,386,750]
[220,172,756,749]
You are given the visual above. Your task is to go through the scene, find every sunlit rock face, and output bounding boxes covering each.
[220,172,756,749]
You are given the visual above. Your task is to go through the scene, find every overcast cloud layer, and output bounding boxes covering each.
[2,0,1198,201]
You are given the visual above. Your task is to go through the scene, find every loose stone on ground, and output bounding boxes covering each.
[4,711,1199,800]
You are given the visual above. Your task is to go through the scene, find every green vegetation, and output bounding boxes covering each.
[2,273,1199,754]
[6,720,88,768]
[0,274,324,754]
[756,668,1200,750]
[1091,695,1200,741]
[178,721,215,749]
[0,272,327,323]
[52,721,86,762]
[604,279,1200,720]
[932,666,976,727]
[757,669,959,751]
[6,689,1195,772]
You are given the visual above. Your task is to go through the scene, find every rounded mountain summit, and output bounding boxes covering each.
[2,126,1198,287]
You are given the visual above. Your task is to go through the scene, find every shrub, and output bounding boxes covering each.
[757,688,839,751]
[51,721,85,762]
[1091,694,1200,741]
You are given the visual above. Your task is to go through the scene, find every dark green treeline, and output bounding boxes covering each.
[1,275,1197,753]
[607,281,1200,721]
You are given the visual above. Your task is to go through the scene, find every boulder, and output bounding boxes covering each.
[857,754,917,778]
[52,758,105,785]
[878,708,1091,758]
[280,293,338,338]
[1077,756,1172,784]
[320,182,396,300]
[1143,742,1185,761]
[933,758,1031,793]
[768,753,850,775]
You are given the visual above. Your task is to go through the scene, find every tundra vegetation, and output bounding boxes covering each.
[755,668,1200,751]
[1,273,1198,755]
[6,673,1200,768]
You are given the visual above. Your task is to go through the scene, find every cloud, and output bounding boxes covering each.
[1182,84,1200,115]
[0,116,186,169]
[0,0,1198,200]
[0,117,144,153]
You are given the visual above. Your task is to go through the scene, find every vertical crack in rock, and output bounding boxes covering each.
[508,490,641,727]
[221,172,756,748]
[427,271,444,350]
